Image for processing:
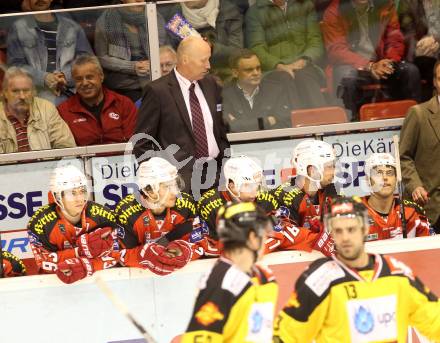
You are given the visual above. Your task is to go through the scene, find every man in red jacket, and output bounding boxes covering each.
[57,54,137,146]
[322,0,421,120]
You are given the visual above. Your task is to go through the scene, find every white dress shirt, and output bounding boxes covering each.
[174,68,220,159]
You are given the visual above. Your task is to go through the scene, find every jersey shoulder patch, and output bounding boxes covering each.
[113,195,144,227]
[303,258,346,297]
[383,255,415,280]
[273,183,305,210]
[86,201,116,226]
[174,192,197,217]
[27,204,58,235]
[221,264,251,296]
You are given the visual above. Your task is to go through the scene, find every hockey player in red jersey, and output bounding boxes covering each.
[197,155,269,258]
[266,140,338,255]
[198,155,333,256]
[27,164,119,284]
[113,157,194,274]
[362,153,431,241]
[274,139,338,229]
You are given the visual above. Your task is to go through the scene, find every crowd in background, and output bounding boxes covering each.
[0,0,438,153]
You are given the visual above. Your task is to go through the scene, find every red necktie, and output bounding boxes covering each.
[189,83,209,158]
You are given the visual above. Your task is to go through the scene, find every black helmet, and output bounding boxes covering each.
[324,196,369,232]
[217,202,271,245]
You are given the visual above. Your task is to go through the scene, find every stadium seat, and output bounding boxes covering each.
[359,100,417,121]
[291,106,348,127]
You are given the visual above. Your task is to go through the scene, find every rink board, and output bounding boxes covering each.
[0,236,439,343]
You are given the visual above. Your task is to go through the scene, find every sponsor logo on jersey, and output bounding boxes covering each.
[190,228,203,243]
[63,241,73,250]
[275,206,290,219]
[354,306,374,334]
[246,303,274,342]
[195,302,224,326]
[365,233,379,241]
[30,208,58,235]
[108,112,120,120]
[347,295,397,342]
[73,117,87,124]
[28,231,42,246]
[143,215,150,226]
[116,225,125,239]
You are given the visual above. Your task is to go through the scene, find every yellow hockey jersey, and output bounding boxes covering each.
[182,257,278,343]
[274,254,440,343]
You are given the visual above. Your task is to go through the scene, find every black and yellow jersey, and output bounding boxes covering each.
[274,254,440,342]
[182,257,278,343]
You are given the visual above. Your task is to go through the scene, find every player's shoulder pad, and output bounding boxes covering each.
[27,203,58,235]
[113,194,144,226]
[114,194,137,214]
[253,263,276,284]
[174,192,197,216]
[256,189,280,213]
[273,182,305,209]
[300,257,346,297]
[86,201,117,224]
[197,189,224,220]
[2,251,26,276]
[221,264,252,297]
[382,255,415,280]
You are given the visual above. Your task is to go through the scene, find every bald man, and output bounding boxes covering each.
[134,36,229,199]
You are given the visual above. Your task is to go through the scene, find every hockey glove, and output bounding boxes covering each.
[313,230,335,257]
[138,242,185,276]
[76,227,114,259]
[56,257,94,284]
[164,240,192,268]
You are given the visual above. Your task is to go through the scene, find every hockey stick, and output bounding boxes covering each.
[94,275,157,343]
[393,135,407,238]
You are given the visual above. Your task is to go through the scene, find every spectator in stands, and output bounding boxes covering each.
[0,67,76,153]
[400,60,440,234]
[159,45,177,76]
[57,55,137,146]
[398,0,440,101]
[222,49,297,132]
[7,0,93,105]
[94,0,168,102]
[322,0,421,120]
[165,0,244,81]
[245,0,327,109]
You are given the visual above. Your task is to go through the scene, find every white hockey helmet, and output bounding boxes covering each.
[224,155,264,193]
[293,140,335,181]
[365,153,396,177]
[137,157,182,195]
[49,164,88,209]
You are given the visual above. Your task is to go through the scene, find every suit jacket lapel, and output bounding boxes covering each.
[168,71,194,136]
[427,97,440,143]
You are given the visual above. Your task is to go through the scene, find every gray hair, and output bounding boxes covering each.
[72,54,104,75]
[2,66,34,91]
[159,45,177,57]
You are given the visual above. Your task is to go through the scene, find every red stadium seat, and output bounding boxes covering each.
[291,106,347,127]
[359,100,417,121]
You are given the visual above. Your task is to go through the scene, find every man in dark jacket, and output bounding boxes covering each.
[222,49,298,131]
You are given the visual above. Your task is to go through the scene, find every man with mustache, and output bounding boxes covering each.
[57,54,137,146]
[0,67,75,153]
[361,153,431,241]
[274,196,440,342]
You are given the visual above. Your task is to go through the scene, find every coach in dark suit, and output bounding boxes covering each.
[134,36,229,198]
